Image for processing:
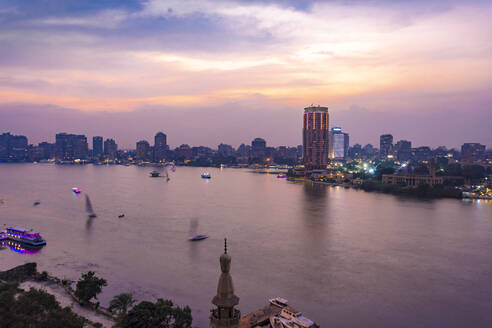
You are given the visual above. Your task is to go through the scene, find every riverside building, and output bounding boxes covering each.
[380,134,393,160]
[303,105,329,169]
[329,127,349,160]
[154,132,168,162]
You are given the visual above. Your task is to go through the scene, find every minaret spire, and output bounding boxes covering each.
[210,238,240,328]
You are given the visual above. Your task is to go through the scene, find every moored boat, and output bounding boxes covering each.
[201,173,211,179]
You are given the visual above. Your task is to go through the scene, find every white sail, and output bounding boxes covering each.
[85,195,96,217]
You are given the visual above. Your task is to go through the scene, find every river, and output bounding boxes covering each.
[1,164,492,327]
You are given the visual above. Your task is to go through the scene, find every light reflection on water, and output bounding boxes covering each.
[0,164,492,327]
[0,240,42,255]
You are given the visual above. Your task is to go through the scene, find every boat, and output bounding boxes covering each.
[85,195,97,218]
[150,170,161,177]
[118,214,125,218]
[269,297,289,308]
[201,173,211,179]
[277,174,286,178]
[72,187,82,194]
[269,316,284,328]
[33,201,41,206]
[188,234,209,241]
[2,227,46,247]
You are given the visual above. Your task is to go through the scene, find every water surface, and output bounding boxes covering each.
[1,164,492,327]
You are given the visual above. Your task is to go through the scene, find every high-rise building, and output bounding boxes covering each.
[414,146,431,162]
[38,142,56,159]
[0,133,7,161]
[218,144,235,157]
[176,144,193,160]
[395,140,412,162]
[296,145,303,159]
[380,134,394,160]
[55,133,88,160]
[329,127,349,160]
[348,144,362,159]
[136,140,150,161]
[461,143,486,165]
[154,132,167,162]
[236,144,251,164]
[303,105,329,168]
[251,138,267,160]
[362,144,378,160]
[104,138,118,160]
[92,136,103,159]
[237,144,251,157]
[0,133,28,162]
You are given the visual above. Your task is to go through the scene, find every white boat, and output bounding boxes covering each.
[201,173,211,179]
[269,297,289,308]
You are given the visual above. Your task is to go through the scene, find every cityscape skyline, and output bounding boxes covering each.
[1,103,491,150]
[1,119,490,153]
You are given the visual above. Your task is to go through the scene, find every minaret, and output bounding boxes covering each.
[210,239,241,328]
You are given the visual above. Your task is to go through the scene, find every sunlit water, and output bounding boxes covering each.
[1,164,492,327]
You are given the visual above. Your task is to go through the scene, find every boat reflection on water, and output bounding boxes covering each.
[0,240,43,255]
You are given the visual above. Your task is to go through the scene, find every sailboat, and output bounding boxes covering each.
[164,168,170,182]
[85,195,97,218]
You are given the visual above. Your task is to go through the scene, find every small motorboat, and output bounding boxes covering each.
[150,171,161,177]
[33,201,41,206]
[201,173,211,179]
[188,234,209,241]
[72,187,82,194]
[118,214,125,218]
[277,174,286,178]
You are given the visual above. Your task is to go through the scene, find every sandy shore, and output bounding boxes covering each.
[20,281,115,328]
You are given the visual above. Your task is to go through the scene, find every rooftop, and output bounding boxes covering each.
[304,105,328,112]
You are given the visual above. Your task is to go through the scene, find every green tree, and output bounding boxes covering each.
[173,305,193,328]
[462,165,486,181]
[75,271,107,305]
[109,293,136,315]
[0,282,85,328]
[119,299,192,328]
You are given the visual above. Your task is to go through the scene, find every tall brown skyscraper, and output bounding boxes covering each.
[303,105,329,168]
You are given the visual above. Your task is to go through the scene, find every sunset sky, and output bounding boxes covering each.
[0,0,491,148]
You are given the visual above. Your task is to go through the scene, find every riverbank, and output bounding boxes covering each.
[357,180,463,199]
[0,263,115,328]
[305,178,463,199]
[20,280,114,327]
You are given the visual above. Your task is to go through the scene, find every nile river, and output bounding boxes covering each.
[1,164,492,327]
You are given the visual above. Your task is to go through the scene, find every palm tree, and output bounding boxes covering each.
[109,293,135,315]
